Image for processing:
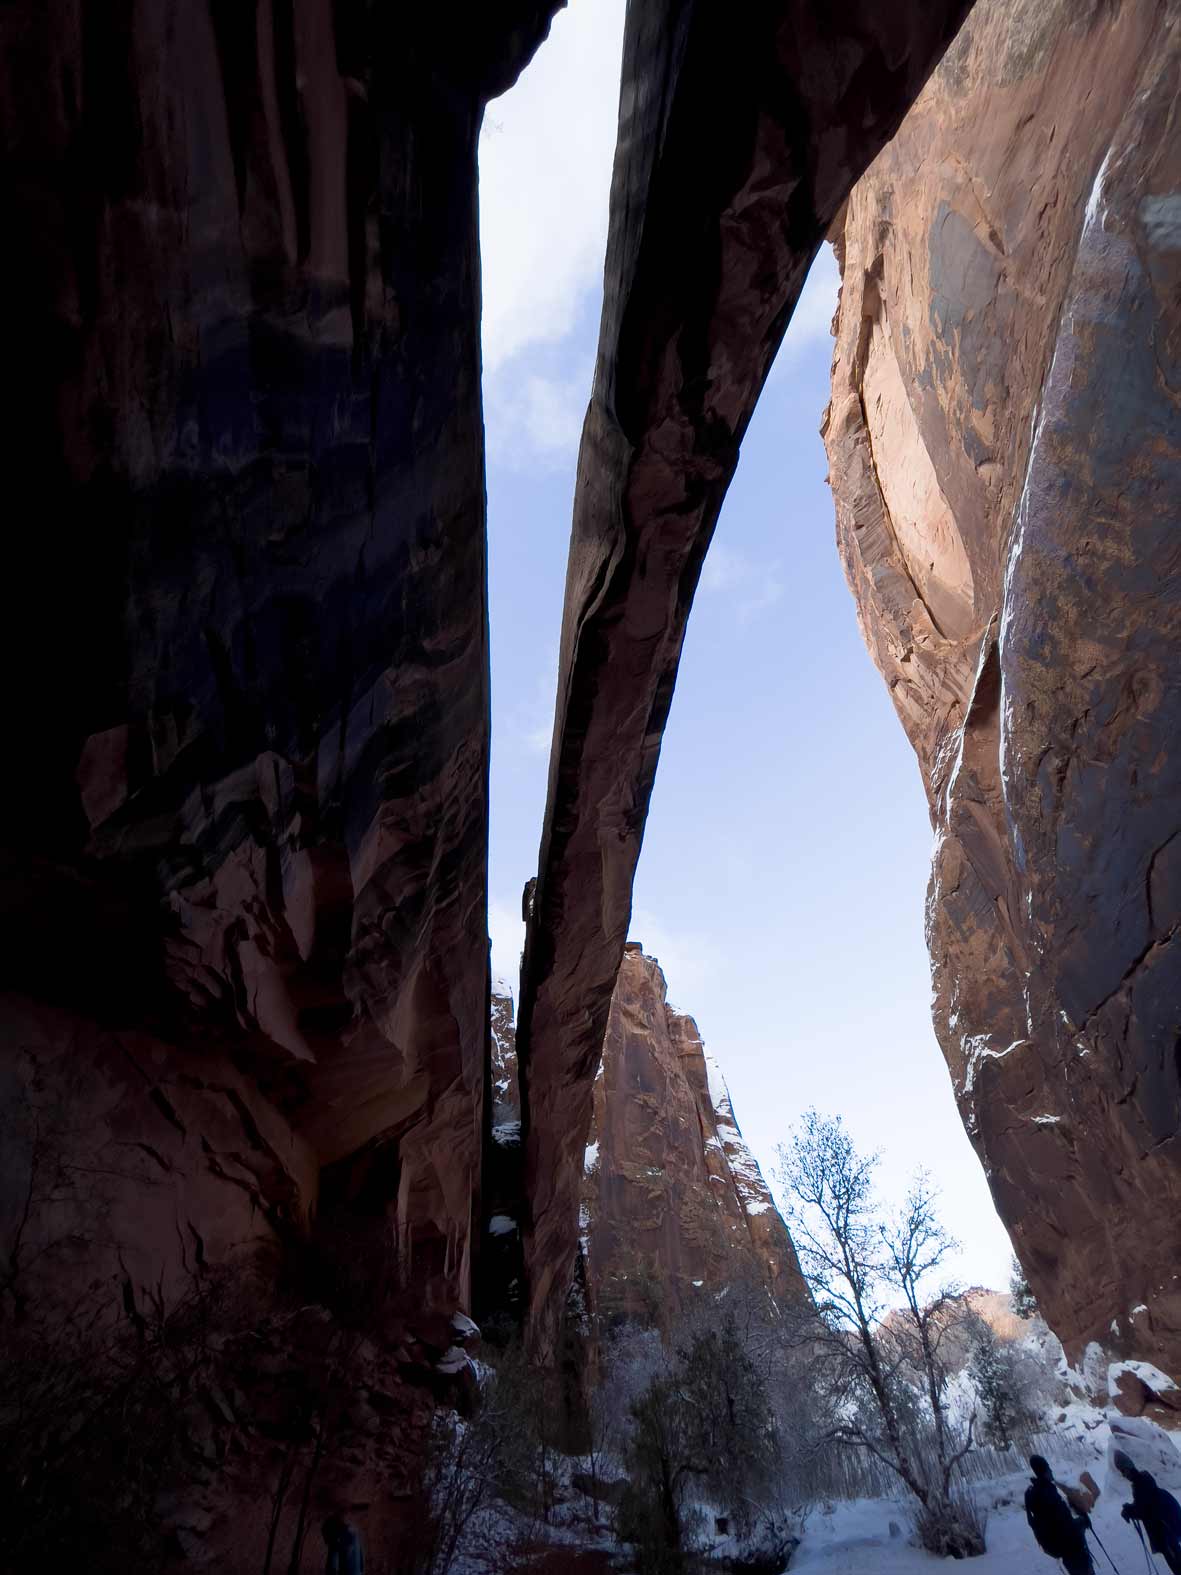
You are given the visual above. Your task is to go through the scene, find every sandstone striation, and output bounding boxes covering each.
[0,2,556,1562]
[1,0,560,1328]
[516,0,977,1356]
[824,0,1181,1378]
[580,945,805,1328]
[484,952,804,1338]
[13,0,1181,1552]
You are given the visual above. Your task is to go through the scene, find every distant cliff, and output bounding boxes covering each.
[487,945,805,1335]
[581,944,806,1328]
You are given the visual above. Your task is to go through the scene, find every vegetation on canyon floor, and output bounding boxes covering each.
[0,1083,1162,1574]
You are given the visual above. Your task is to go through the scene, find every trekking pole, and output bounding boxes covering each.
[1132,1519,1156,1574]
[1087,1522,1125,1575]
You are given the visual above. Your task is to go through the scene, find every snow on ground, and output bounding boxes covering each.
[794,1424,1181,1573]
[449,1336,1181,1574]
[444,1422,1181,1573]
[464,1473,1167,1574]
[794,1474,1131,1573]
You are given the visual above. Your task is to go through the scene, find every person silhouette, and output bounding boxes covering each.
[1025,1455,1095,1574]
[322,1512,365,1575]
[1115,1450,1181,1573]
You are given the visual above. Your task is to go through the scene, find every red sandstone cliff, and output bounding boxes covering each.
[580,945,805,1328]
[486,951,805,1336]
[0,4,556,1564]
[515,0,978,1357]
[1,0,563,1335]
[24,0,1178,1557]
[824,0,1181,1379]
[0,0,973,1410]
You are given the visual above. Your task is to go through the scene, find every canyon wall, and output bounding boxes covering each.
[20,0,1181,1552]
[0,0,975,1381]
[516,0,977,1355]
[825,0,1181,1377]
[484,950,804,1339]
[581,944,805,1329]
[1,0,561,1336]
[0,3,556,1564]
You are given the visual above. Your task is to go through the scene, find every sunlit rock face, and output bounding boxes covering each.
[0,0,559,1371]
[482,953,804,1338]
[516,0,978,1359]
[825,0,1181,1378]
[581,945,805,1328]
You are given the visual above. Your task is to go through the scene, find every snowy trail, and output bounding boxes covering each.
[795,1476,1156,1574]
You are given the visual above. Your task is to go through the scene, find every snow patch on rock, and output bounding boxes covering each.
[1108,1359,1179,1398]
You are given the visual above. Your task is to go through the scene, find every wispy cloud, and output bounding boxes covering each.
[489,897,525,996]
[768,243,840,380]
[700,544,749,594]
[479,1,625,375]
[485,363,590,473]
[737,576,784,623]
[628,909,719,1013]
[700,544,784,623]
[497,656,559,758]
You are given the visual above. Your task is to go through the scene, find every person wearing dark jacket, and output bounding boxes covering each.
[1025,1455,1095,1574]
[322,1513,365,1575]
[1115,1451,1181,1573]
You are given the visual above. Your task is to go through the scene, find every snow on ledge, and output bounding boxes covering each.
[436,1345,472,1375]
[1109,1359,1179,1399]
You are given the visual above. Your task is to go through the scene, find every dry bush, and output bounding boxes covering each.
[395,1346,557,1575]
[0,1266,236,1571]
[913,1485,988,1558]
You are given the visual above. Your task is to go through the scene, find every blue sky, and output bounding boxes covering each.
[479,0,1014,1292]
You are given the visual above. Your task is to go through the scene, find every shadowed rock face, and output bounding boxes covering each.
[0,0,559,1346]
[581,945,805,1328]
[516,0,977,1353]
[825,0,1181,1377]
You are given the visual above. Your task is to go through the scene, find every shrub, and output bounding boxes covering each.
[912,1485,988,1559]
[616,1317,782,1572]
[0,1269,235,1571]
[1009,1257,1039,1321]
[968,1321,1037,1449]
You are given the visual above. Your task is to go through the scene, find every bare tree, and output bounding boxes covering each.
[776,1111,984,1557]
[0,1255,235,1570]
[397,1346,560,1575]
[583,1360,619,1523]
[400,1406,506,1575]
[0,1052,101,1324]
